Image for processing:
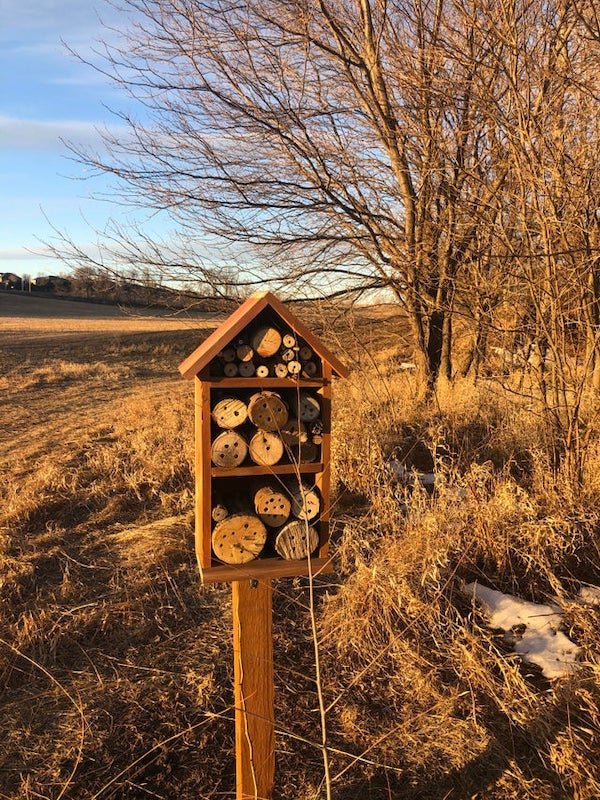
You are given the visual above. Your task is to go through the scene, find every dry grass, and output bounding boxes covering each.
[1,300,599,799]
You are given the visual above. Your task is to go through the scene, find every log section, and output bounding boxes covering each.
[212,514,267,563]
[211,430,248,468]
[249,431,284,466]
[275,520,319,560]
[251,327,282,357]
[292,392,321,422]
[211,397,248,429]
[290,484,320,520]
[248,391,288,432]
[254,485,291,527]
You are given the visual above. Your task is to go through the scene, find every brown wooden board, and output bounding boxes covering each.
[232,579,275,799]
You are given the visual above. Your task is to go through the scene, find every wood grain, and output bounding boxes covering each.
[232,579,275,800]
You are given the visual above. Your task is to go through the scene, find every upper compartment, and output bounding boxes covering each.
[178,291,350,383]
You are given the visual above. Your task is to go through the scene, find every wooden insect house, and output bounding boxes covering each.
[179,291,349,584]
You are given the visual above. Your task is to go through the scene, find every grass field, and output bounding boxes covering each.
[1,295,599,799]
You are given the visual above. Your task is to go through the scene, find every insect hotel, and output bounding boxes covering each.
[179,292,348,799]
[179,290,349,584]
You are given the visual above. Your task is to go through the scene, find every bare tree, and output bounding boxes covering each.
[54,0,600,397]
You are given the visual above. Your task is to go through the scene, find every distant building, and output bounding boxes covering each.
[31,276,72,293]
[1,272,22,289]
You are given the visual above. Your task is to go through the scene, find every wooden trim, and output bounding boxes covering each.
[211,463,323,478]
[232,579,275,799]
[207,377,326,389]
[178,291,350,380]
[200,556,334,585]
[315,364,333,560]
[195,378,213,571]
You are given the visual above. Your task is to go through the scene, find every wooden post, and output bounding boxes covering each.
[232,579,275,800]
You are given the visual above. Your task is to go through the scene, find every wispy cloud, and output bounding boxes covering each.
[0,115,127,152]
[0,246,53,261]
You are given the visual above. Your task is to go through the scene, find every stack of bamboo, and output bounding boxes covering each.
[213,325,319,378]
[211,480,321,564]
[210,390,322,468]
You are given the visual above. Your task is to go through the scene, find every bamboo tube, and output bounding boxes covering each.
[251,327,282,357]
[290,484,320,521]
[212,504,229,522]
[287,360,302,375]
[254,485,291,528]
[236,343,254,362]
[211,397,248,429]
[272,363,288,378]
[301,361,318,377]
[255,365,270,378]
[282,332,296,348]
[220,347,236,363]
[238,361,256,377]
[248,392,288,431]
[249,431,284,465]
[280,348,295,363]
[211,430,248,468]
[212,514,267,564]
[223,362,239,377]
[274,520,319,560]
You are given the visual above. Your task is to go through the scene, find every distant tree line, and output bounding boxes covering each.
[0,268,228,311]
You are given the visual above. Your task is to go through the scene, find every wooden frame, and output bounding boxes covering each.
[181,292,348,585]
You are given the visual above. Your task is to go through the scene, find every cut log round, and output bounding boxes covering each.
[211,397,248,429]
[298,346,313,362]
[211,430,248,468]
[254,486,291,528]
[292,392,321,422]
[301,361,318,377]
[236,343,254,362]
[220,347,236,363]
[272,363,288,378]
[212,514,267,564]
[238,361,256,377]
[255,364,269,378]
[287,360,302,375]
[212,504,229,523]
[249,431,284,465]
[248,391,288,431]
[251,327,282,358]
[280,348,295,363]
[223,362,239,377]
[274,520,319,560]
[282,332,296,349]
[290,484,320,520]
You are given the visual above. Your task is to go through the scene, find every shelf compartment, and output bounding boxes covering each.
[211,462,324,478]
[200,556,334,584]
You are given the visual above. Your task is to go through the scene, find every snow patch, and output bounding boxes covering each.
[465,582,581,679]
[579,584,600,607]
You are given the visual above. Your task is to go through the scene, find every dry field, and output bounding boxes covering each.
[1,294,599,800]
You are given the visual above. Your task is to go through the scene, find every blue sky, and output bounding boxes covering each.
[0,0,146,278]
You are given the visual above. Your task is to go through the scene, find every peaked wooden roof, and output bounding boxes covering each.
[179,291,350,379]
